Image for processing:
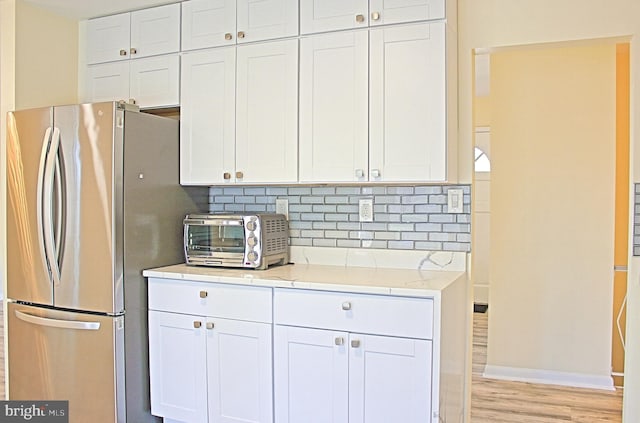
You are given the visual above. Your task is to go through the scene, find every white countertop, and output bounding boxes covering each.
[143,263,466,298]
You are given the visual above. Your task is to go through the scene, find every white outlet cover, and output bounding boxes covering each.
[447,189,464,214]
[359,198,374,222]
[275,198,289,219]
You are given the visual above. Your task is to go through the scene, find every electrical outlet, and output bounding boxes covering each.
[275,198,288,219]
[359,198,374,222]
[447,189,464,213]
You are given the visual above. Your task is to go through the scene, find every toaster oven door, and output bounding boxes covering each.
[184,219,246,265]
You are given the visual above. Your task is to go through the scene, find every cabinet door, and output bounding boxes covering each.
[369,23,446,182]
[85,62,130,103]
[300,0,369,34]
[180,48,236,185]
[369,0,445,25]
[236,40,298,183]
[274,326,348,423]
[299,31,368,183]
[129,54,180,108]
[348,334,433,423]
[130,3,181,59]
[86,13,130,64]
[149,311,208,423]
[236,0,299,43]
[182,0,237,50]
[207,319,273,423]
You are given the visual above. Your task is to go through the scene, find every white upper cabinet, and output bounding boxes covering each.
[86,13,131,64]
[300,0,368,34]
[85,61,130,103]
[181,39,298,185]
[235,39,299,184]
[129,4,181,58]
[87,3,180,64]
[182,0,236,50]
[369,22,447,182]
[129,54,180,108]
[180,48,236,185]
[369,0,445,26]
[181,0,298,50]
[299,31,369,183]
[300,0,445,34]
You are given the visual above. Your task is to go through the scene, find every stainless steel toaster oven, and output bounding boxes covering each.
[183,213,289,269]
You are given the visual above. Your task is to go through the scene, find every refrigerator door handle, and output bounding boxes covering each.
[42,127,62,288]
[36,127,53,279]
[15,310,101,331]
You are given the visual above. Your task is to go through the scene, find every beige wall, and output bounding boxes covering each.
[14,0,78,109]
[1,0,16,301]
[488,42,615,380]
[458,1,640,420]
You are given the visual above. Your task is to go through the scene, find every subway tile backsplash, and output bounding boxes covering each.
[208,185,471,252]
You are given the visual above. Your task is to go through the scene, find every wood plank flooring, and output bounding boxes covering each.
[471,312,623,422]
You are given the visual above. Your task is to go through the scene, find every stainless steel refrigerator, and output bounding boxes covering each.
[6,102,206,422]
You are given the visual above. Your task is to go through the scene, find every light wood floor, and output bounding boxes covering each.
[471,312,623,422]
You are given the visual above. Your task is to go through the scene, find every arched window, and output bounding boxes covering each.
[474,147,491,172]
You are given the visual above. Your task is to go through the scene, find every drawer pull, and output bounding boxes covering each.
[335,337,345,346]
[193,321,202,329]
[341,301,352,311]
[199,291,208,298]
[206,322,214,330]
[351,339,361,348]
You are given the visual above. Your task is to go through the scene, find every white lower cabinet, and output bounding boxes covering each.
[273,288,435,423]
[148,278,273,423]
[148,276,464,423]
[274,326,433,423]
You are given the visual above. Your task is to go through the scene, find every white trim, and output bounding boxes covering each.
[483,365,615,391]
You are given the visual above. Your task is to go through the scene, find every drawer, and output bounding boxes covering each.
[148,278,272,323]
[274,288,433,339]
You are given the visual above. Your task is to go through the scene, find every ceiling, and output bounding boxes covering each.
[23,0,176,19]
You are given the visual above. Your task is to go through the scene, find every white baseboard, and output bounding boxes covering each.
[483,364,615,391]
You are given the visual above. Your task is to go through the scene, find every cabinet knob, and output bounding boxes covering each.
[370,169,381,178]
[371,11,381,21]
[355,14,365,23]
[119,49,127,56]
[206,322,214,330]
[236,171,244,179]
[355,169,365,178]
[341,301,352,311]
[223,172,231,180]
[224,33,233,41]
[335,337,345,346]
[351,339,361,348]
[130,47,137,55]
[237,31,245,39]
[193,321,202,329]
[199,290,208,298]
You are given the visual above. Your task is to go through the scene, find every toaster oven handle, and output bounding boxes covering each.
[184,218,243,226]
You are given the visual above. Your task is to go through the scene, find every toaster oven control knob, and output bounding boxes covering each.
[247,236,257,247]
[247,251,258,262]
[246,220,257,231]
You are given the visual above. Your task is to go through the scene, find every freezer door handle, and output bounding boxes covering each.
[15,310,101,331]
[42,127,63,288]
